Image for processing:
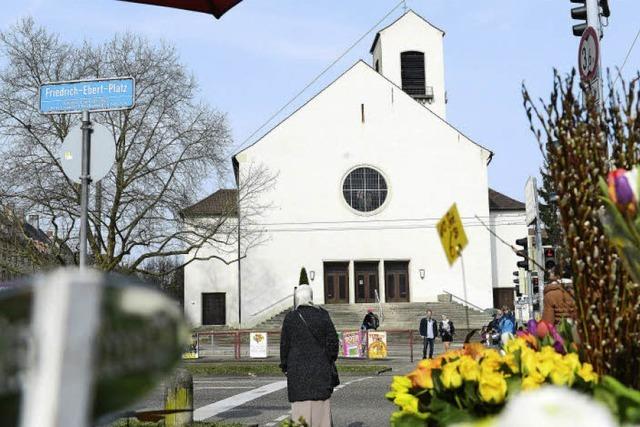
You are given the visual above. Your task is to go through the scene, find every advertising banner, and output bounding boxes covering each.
[340,331,362,358]
[367,331,388,359]
[250,332,268,358]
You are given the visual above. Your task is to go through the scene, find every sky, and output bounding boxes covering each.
[2,0,640,201]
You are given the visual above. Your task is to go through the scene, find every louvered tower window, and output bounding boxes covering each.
[400,51,425,96]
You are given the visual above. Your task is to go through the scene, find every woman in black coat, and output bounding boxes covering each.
[280,285,339,427]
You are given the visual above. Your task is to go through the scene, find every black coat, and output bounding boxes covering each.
[419,317,438,338]
[279,305,339,402]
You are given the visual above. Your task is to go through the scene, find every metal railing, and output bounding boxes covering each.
[193,329,476,364]
[441,290,486,312]
[249,293,294,317]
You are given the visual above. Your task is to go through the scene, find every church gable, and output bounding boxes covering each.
[236,60,491,162]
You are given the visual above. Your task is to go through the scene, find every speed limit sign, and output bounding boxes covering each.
[578,27,599,81]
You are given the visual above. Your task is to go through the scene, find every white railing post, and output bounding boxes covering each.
[19,269,103,427]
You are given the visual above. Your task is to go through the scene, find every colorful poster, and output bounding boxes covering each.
[340,331,362,358]
[367,331,388,359]
[181,334,199,359]
[250,332,268,358]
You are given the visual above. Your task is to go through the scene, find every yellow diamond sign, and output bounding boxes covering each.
[437,203,468,266]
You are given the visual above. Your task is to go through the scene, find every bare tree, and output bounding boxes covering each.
[0,18,273,274]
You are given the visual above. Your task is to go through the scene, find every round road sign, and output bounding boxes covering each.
[60,122,116,182]
[578,26,599,82]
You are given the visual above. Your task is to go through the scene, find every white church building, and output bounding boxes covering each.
[182,11,527,328]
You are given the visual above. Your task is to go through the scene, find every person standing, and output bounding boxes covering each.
[498,306,515,345]
[419,309,438,359]
[439,314,455,352]
[280,285,339,427]
[542,267,577,324]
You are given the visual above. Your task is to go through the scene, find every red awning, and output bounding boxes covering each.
[117,0,243,19]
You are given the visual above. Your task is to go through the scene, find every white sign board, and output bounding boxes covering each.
[249,332,268,358]
[60,123,116,182]
[525,177,539,226]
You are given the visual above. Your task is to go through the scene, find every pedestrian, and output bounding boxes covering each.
[280,285,339,427]
[542,266,577,325]
[419,309,438,359]
[361,308,379,330]
[360,308,379,356]
[439,314,455,352]
[498,305,515,345]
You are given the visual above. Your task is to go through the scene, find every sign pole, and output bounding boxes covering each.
[458,248,470,330]
[79,111,93,270]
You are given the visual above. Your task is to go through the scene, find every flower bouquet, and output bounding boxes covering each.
[386,338,598,427]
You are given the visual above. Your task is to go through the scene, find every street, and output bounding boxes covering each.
[130,372,404,426]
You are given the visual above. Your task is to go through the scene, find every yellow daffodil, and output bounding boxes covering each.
[577,363,598,383]
[480,353,502,374]
[458,355,481,382]
[441,361,463,389]
[503,353,519,374]
[478,372,507,404]
[535,348,559,378]
[521,371,545,391]
[390,375,412,394]
[407,366,434,389]
[550,360,575,386]
[564,353,581,373]
[393,392,420,414]
[520,347,537,375]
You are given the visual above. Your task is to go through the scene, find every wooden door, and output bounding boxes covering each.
[324,262,349,304]
[354,262,379,303]
[385,261,410,302]
[202,293,226,325]
[493,288,514,311]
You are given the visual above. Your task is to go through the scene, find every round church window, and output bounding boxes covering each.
[342,167,388,213]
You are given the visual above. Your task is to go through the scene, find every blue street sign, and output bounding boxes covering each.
[39,77,135,114]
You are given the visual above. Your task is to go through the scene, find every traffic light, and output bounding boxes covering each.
[570,0,611,37]
[532,276,540,294]
[513,271,520,285]
[515,237,529,271]
[544,247,557,271]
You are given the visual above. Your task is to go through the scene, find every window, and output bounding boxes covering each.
[400,51,425,96]
[342,167,388,213]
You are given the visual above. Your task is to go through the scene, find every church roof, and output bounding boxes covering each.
[488,189,525,211]
[187,188,522,217]
[180,189,237,218]
[369,10,445,54]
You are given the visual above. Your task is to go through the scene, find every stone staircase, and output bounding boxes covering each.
[255,302,492,336]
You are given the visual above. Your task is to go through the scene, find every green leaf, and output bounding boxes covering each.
[390,411,428,427]
[506,375,522,397]
[427,396,474,426]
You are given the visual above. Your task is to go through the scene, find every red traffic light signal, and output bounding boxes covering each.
[544,248,555,258]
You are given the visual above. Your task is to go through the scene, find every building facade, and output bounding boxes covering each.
[183,11,527,327]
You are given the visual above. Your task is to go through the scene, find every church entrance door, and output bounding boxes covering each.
[385,261,410,302]
[354,261,379,304]
[324,262,349,304]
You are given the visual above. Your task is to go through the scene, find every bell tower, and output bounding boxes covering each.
[370,10,447,120]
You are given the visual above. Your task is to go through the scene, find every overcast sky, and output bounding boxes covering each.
[2,0,640,200]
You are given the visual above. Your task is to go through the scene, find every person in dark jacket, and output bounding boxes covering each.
[419,309,438,359]
[280,285,339,427]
